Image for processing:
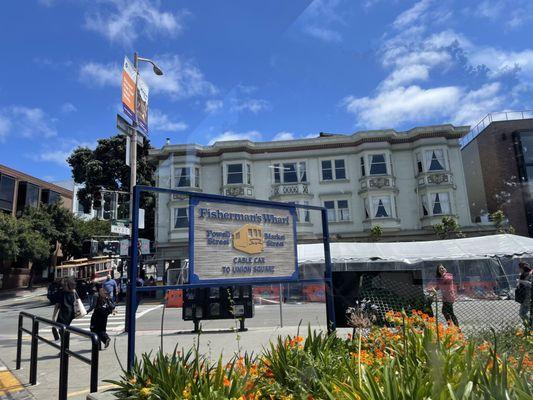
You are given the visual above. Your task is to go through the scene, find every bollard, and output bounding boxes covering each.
[16,314,23,370]
[90,335,99,393]
[29,319,39,385]
[58,329,69,400]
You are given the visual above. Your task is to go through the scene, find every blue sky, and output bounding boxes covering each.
[1,0,533,182]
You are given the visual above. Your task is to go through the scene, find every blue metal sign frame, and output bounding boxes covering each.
[126,185,335,371]
[188,195,299,284]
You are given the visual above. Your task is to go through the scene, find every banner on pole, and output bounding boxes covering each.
[121,56,149,134]
[190,198,298,283]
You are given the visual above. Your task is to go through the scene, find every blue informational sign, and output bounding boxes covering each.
[188,196,299,284]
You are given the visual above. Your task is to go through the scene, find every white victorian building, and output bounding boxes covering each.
[150,124,486,263]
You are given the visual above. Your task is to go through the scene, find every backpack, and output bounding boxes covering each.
[515,284,525,304]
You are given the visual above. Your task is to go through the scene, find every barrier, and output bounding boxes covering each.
[16,311,100,400]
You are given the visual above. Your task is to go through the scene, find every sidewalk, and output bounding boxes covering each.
[0,358,34,400]
[0,287,47,303]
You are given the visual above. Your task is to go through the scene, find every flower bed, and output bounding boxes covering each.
[109,311,532,399]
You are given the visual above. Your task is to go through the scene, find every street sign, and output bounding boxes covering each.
[190,198,298,283]
[111,222,130,235]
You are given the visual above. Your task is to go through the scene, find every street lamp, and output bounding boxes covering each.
[126,52,163,334]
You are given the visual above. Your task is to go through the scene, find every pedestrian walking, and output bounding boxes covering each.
[516,261,532,326]
[435,264,459,326]
[50,277,77,340]
[102,274,118,302]
[89,286,115,349]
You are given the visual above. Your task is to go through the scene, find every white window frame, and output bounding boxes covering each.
[224,162,251,185]
[368,195,394,219]
[173,207,189,229]
[361,152,392,177]
[429,191,451,216]
[424,149,447,172]
[320,158,347,181]
[272,161,308,184]
[323,199,351,222]
[174,165,200,188]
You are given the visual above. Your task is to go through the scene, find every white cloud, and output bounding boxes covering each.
[272,131,295,141]
[61,102,77,113]
[85,0,187,45]
[380,64,429,89]
[0,106,57,139]
[393,0,433,29]
[208,130,262,145]
[79,62,121,87]
[37,150,72,166]
[300,0,343,43]
[0,115,11,141]
[343,85,461,128]
[469,48,533,80]
[231,99,270,114]
[140,54,217,100]
[150,109,187,132]
[302,26,342,43]
[452,83,503,125]
[205,99,223,113]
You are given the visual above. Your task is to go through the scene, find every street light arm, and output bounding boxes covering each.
[136,57,164,75]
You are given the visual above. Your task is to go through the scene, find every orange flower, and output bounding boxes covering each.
[223,376,231,387]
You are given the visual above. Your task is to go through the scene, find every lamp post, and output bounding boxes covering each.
[126,52,163,333]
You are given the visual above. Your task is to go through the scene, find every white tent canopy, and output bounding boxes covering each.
[297,234,533,265]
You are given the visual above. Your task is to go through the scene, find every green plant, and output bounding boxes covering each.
[433,216,464,239]
[369,225,383,242]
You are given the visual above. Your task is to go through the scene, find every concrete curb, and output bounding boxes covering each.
[0,358,35,400]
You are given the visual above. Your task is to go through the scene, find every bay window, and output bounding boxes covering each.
[369,154,388,175]
[431,192,451,215]
[425,149,446,171]
[367,196,392,219]
[225,162,251,185]
[174,166,200,188]
[272,161,307,183]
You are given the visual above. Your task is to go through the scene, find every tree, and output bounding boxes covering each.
[369,225,383,242]
[0,213,48,267]
[68,218,111,259]
[67,135,156,239]
[491,210,515,234]
[433,216,465,240]
[0,213,21,264]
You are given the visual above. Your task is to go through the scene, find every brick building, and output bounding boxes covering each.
[461,113,533,236]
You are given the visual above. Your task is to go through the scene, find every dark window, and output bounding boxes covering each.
[375,200,388,218]
[195,168,200,188]
[273,164,281,183]
[360,157,366,176]
[433,193,442,215]
[370,154,387,175]
[41,189,61,205]
[174,208,188,228]
[428,151,445,171]
[283,163,298,183]
[324,200,336,222]
[176,167,191,187]
[335,159,346,179]
[322,160,333,180]
[0,174,15,212]
[227,164,243,184]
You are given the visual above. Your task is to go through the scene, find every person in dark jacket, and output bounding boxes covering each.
[517,262,532,326]
[89,286,115,349]
[51,277,77,340]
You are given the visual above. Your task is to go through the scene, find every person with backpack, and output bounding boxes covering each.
[516,262,532,326]
[89,285,115,349]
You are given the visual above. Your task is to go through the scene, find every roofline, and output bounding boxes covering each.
[0,164,73,198]
[149,124,469,159]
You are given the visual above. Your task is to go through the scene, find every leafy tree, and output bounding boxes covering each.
[433,216,465,240]
[0,213,20,264]
[67,134,156,239]
[0,213,48,267]
[491,210,515,234]
[68,218,111,259]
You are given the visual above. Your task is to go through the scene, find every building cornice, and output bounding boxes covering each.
[149,124,469,160]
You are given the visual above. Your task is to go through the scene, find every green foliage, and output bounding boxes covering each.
[369,225,383,242]
[68,218,111,259]
[0,213,48,265]
[491,210,515,234]
[433,216,465,240]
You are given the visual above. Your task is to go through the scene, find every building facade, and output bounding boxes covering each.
[461,114,533,236]
[0,164,73,217]
[150,124,483,263]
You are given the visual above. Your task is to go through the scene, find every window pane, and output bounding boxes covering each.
[370,154,387,175]
[337,200,350,221]
[373,197,390,218]
[324,201,336,222]
[360,157,366,176]
[273,164,280,183]
[176,167,191,187]
[174,208,188,228]
[26,184,40,208]
[427,150,445,171]
[335,159,346,179]
[298,162,307,182]
[521,133,533,164]
[227,164,243,184]
[284,163,298,183]
[247,164,251,185]
[322,160,333,180]
[195,168,200,188]
[432,193,443,215]
[0,174,15,211]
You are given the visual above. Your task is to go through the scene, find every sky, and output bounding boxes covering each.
[1,0,533,182]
